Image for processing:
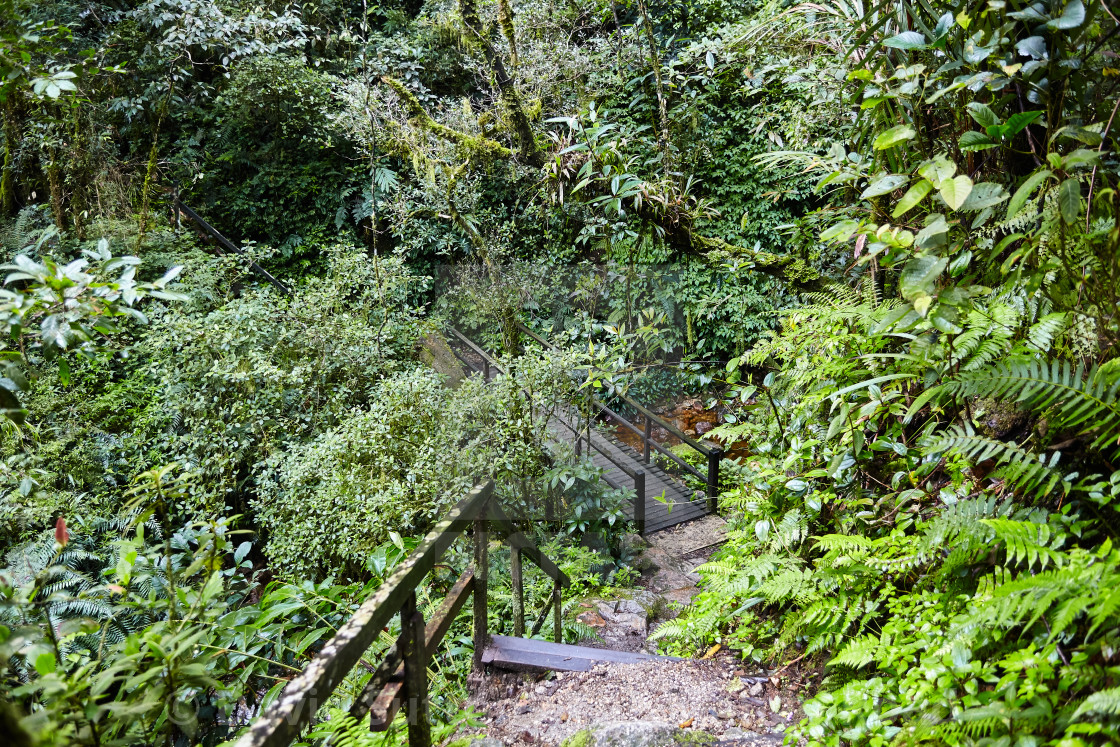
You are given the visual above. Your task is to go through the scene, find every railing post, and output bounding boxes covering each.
[511,546,524,637]
[483,359,490,381]
[706,447,723,512]
[634,470,646,536]
[473,514,489,668]
[552,581,562,643]
[643,416,652,463]
[401,591,431,747]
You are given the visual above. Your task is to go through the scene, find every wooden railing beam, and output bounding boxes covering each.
[233,482,492,747]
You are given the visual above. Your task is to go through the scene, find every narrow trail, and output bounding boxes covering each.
[464,517,807,747]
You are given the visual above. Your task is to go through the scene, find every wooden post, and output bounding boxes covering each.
[511,546,524,637]
[483,359,490,381]
[401,591,431,747]
[706,447,723,512]
[643,416,652,463]
[634,470,646,536]
[473,515,489,667]
[552,581,562,643]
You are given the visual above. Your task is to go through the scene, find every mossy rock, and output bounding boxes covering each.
[417,331,465,388]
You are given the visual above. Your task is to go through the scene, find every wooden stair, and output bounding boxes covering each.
[481,634,679,672]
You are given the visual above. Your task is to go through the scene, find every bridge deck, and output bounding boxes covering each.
[452,343,710,534]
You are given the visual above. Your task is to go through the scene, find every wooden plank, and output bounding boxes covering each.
[362,568,475,729]
[401,592,431,747]
[234,481,493,747]
[483,635,679,672]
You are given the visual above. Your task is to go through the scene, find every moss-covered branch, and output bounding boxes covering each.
[381,76,512,161]
[458,0,541,166]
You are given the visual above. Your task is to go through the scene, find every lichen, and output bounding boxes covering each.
[562,730,594,747]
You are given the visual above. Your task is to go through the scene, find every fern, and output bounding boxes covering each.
[936,360,1120,456]
[1072,687,1120,719]
[924,424,1071,498]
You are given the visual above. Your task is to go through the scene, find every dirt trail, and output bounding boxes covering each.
[465,518,805,746]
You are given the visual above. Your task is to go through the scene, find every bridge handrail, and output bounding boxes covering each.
[516,323,721,458]
[171,192,292,296]
[446,328,650,532]
[515,323,722,508]
[233,480,568,747]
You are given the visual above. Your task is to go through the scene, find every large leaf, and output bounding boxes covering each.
[1001,110,1043,137]
[1007,169,1051,219]
[959,131,998,152]
[1058,178,1081,224]
[900,255,948,299]
[939,175,973,211]
[967,102,1000,129]
[862,174,909,198]
[918,155,956,187]
[893,180,933,217]
[883,31,927,49]
[874,125,916,150]
[1016,35,1048,59]
[960,182,1009,211]
[1047,0,1086,30]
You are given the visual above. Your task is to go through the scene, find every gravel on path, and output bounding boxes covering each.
[466,657,800,746]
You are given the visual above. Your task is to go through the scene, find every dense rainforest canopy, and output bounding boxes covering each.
[1,0,1119,744]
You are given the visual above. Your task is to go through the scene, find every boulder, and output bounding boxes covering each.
[417,332,464,388]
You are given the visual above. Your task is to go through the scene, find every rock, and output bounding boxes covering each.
[516,704,532,715]
[696,421,714,435]
[619,533,649,556]
[721,727,745,738]
[417,333,464,388]
[469,739,505,747]
[615,599,645,616]
[747,683,763,697]
[561,721,715,747]
[578,611,607,627]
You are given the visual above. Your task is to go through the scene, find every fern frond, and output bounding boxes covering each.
[1073,687,1120,719]
[940,360,1120,456]
[924,424,1071,498]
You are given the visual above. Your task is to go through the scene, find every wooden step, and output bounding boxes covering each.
[481,634,679,672]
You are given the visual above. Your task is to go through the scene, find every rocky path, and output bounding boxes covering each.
[464,518,806,747]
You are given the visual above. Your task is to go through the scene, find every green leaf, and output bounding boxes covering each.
[861,174,909,198]
[820,219,860,243]
[1016,36,1047,59]
[916,214,949,249]
[883,31,926,49]
[1006,169,1051,219]
[900,255,948,299]
[959,182,1009,211]
[918,155,956,187]
[1058,178,1081,224]
[892,180,933,217]
[963,36,996,63]
[1061,148,1101,169]
[939,175,973,211]
[959,131,998,152]
[34,652,57,676]
[1001,110,1043,137]
[966,102,1000,129]
[874,125,916,150]
[1047,0,1086,30]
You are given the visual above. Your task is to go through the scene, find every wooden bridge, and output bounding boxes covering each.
[447,324,723,535]
[234,481,680,747]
